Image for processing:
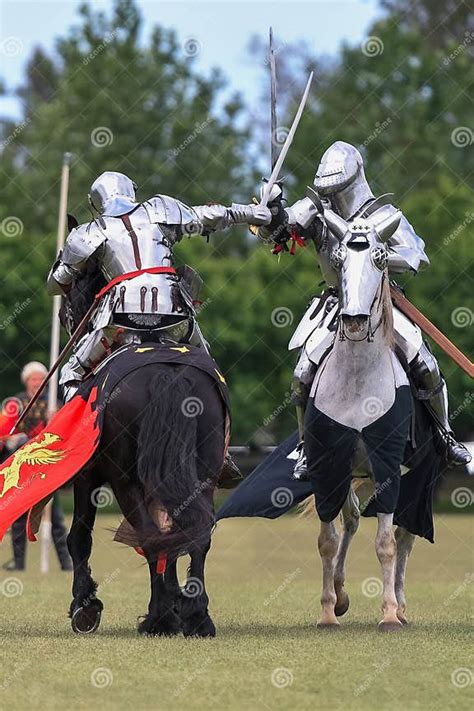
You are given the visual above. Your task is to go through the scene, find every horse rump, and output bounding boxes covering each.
[136,366,214,558]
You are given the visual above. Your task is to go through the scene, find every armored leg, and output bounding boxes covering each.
[410,343,471,466]
[292,349,317,481]
[188,320,211,354]
[59,328,116,401]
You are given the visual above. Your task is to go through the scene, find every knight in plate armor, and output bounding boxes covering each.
[259,141,471,475]
[48,172,271,480]
[48,171,271,398]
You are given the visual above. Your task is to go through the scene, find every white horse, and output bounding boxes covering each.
[304,208,417,632]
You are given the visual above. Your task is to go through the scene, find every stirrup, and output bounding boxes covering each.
[292,442,309,481]
[444,433,472,468]
[218,452,244,489]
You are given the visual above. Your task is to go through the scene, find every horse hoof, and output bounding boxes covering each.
[183,613,216,638]
[137,613,182,637]
[378,619,404,633]
[397,612,409,626]
[335,591,350,617]
[71,604,102,634]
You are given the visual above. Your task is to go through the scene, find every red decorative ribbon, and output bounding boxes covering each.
[95,266,177,300]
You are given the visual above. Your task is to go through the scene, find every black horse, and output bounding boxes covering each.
[61,226,226,637]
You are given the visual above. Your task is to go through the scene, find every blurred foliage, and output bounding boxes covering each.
[0,0,472,441]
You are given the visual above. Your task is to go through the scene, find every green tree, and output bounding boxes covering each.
[0,0,251,399]
[249,0,473,437]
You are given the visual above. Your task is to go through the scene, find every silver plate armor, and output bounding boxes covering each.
[89,171,138,217]
[314,141,375,218]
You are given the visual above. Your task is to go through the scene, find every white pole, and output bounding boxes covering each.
[40,152,72,573]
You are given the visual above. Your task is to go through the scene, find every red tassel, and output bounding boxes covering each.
[156,552,168,574]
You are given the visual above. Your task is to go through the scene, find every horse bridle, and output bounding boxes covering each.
[338,274,386,343]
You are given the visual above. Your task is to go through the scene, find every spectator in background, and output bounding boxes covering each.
[0,361,72,571]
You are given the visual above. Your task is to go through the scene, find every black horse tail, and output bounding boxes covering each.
[136,366,212,558]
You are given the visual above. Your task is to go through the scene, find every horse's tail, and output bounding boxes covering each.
[136,366,212,558]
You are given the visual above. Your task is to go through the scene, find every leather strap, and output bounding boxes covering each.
[121,213,142,269]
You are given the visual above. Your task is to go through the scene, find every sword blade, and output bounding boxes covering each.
[269,27,278,170]
[260,71,313,208]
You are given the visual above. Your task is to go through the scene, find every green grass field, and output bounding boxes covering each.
[0,513,472,710]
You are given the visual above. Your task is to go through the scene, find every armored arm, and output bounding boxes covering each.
[374,206,430,274]
[190,203,271,234]
[47,223,105,295]
[144,195,270,242]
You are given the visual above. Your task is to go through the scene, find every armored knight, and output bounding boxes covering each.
[48,171,271,401]
[259,141,470,476]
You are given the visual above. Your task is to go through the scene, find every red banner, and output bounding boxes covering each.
[0,387,100,541]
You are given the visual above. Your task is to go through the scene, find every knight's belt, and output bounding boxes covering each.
[95,267,177,301]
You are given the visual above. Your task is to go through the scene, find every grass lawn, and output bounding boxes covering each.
[0,512,472,710]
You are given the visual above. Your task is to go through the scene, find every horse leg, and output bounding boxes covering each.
[67,470,103,634]
[395,526,415,625]
[375,513,403,632]
[317,519,340,628]
[334,484,360,617]
[181,537,216,638]
[138,557,182,636]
